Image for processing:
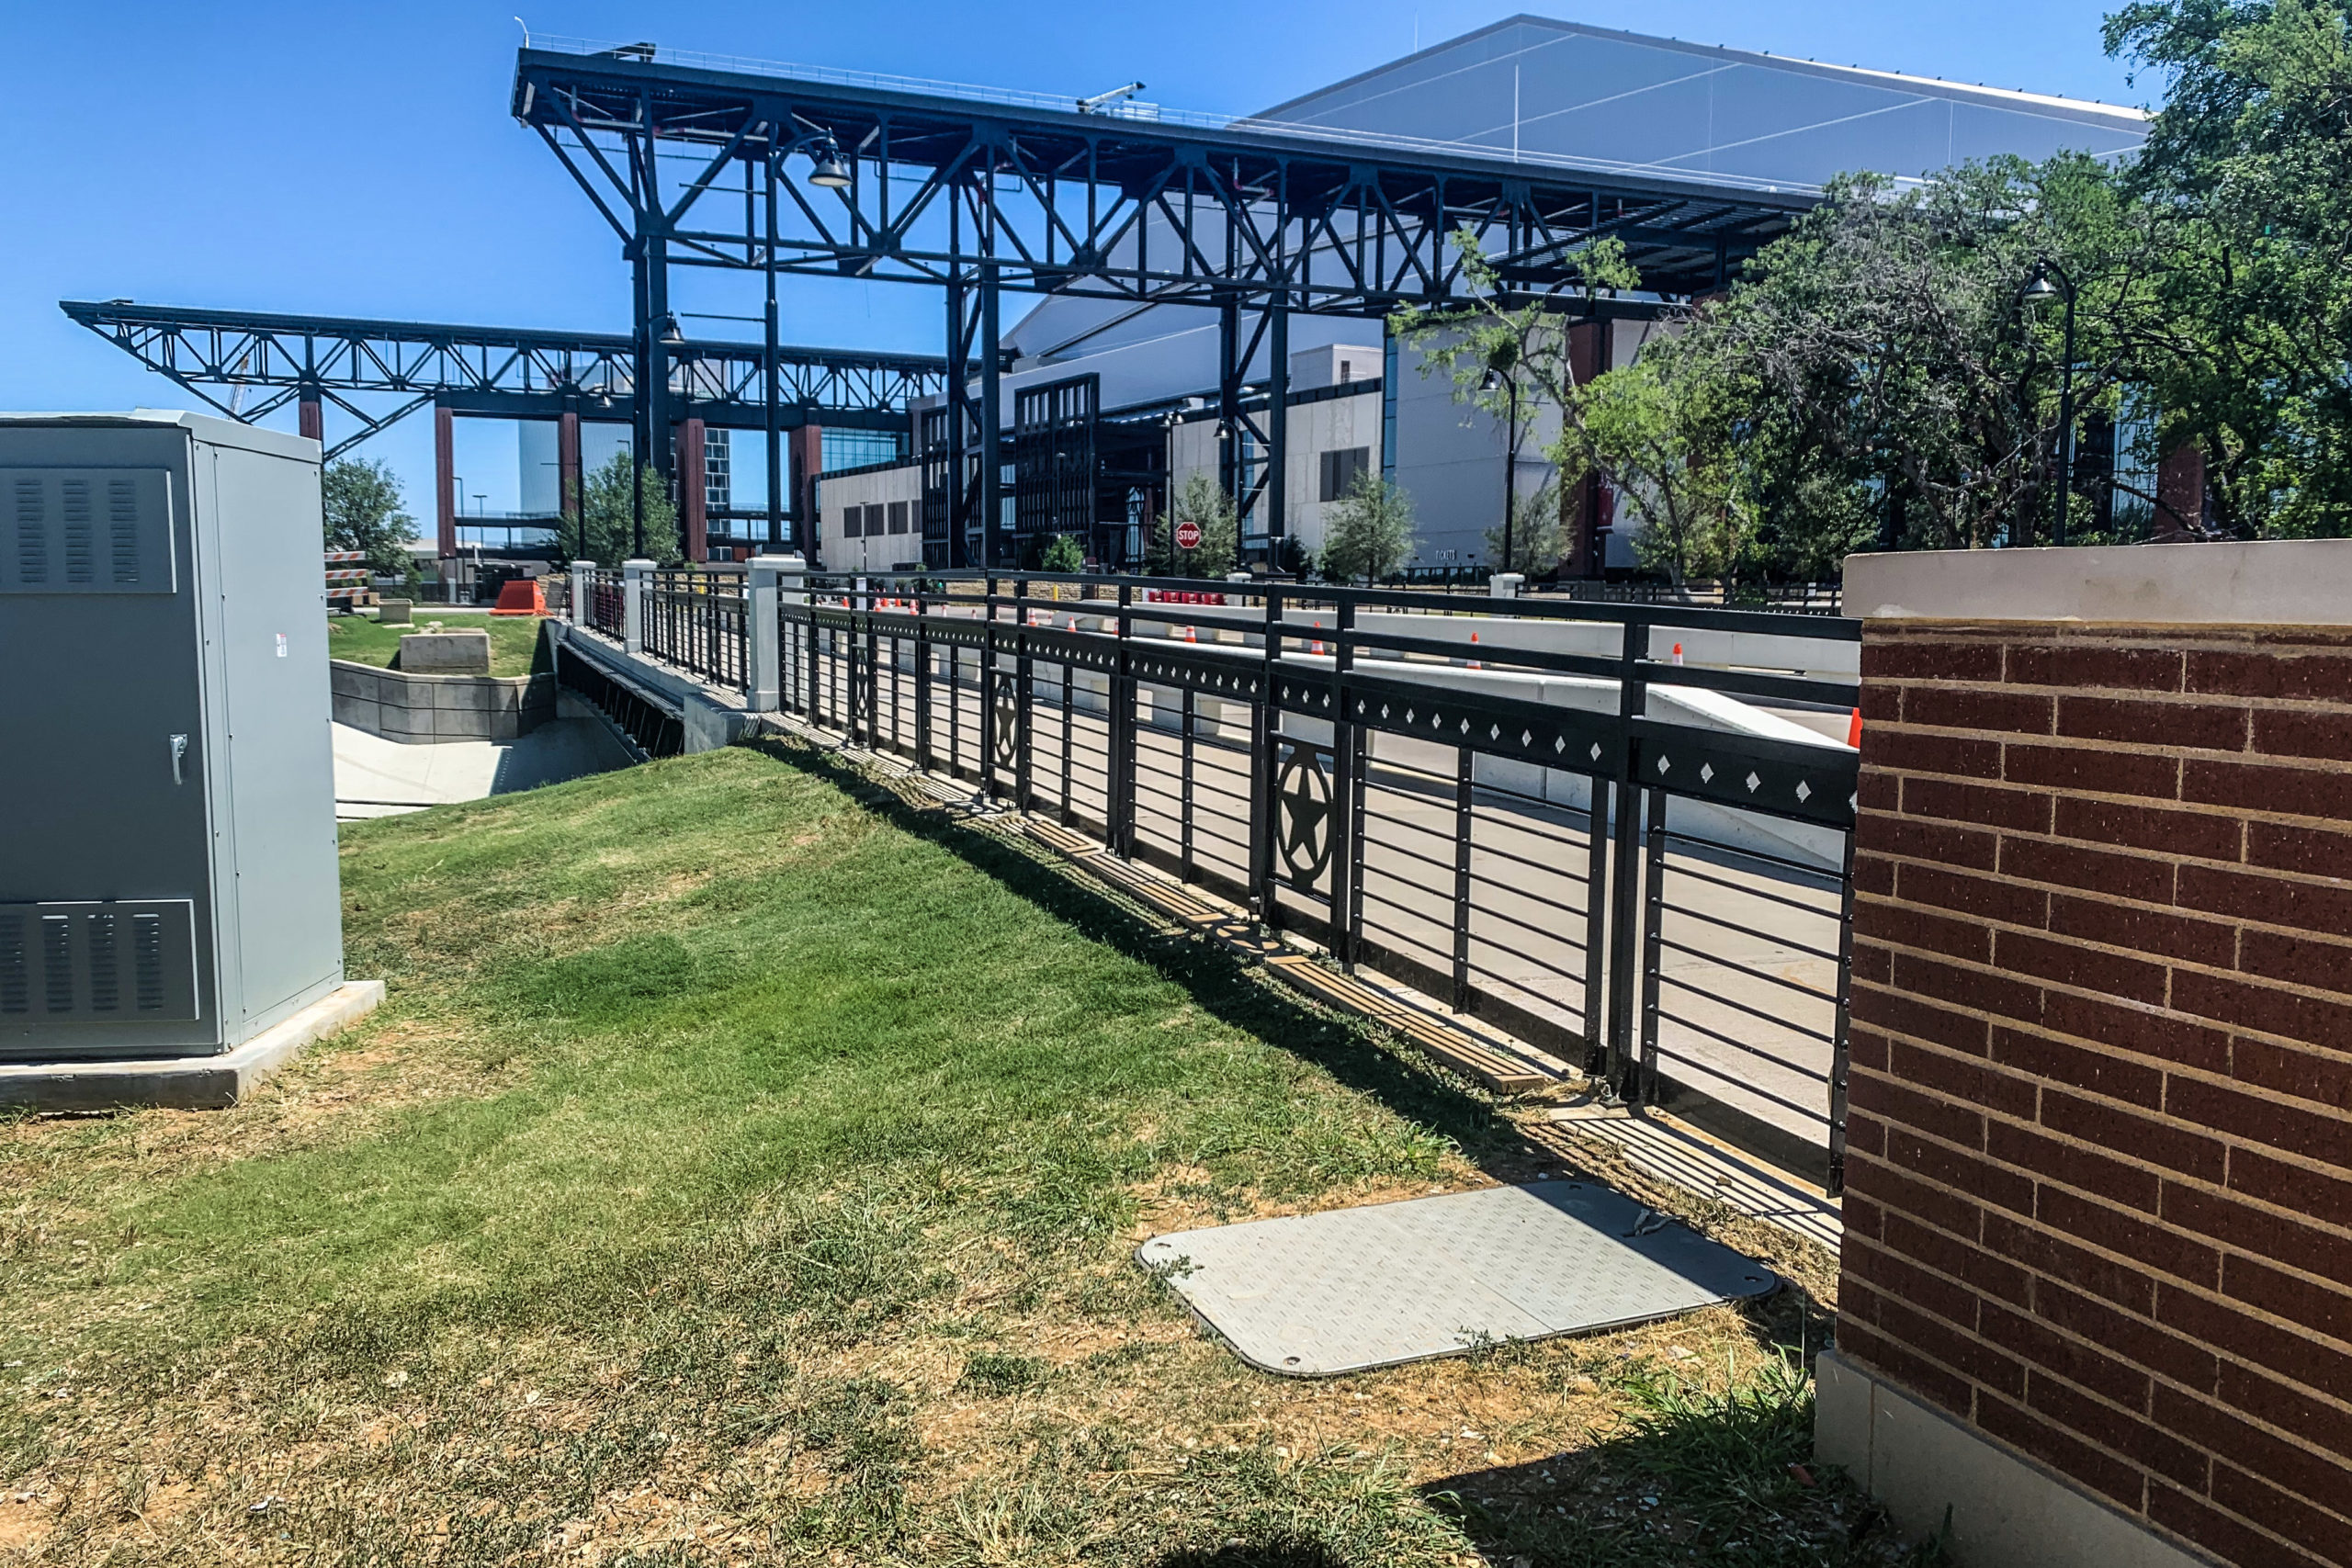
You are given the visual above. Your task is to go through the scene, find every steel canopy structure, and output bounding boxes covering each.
[62,299,961,560]
[511,39,1814,568]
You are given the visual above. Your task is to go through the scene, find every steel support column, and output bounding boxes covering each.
[1217,299,1241,525]
[1266,304,1288,562]
[298,383,323,446]
[764,152,785,553]
[978,265,1001,570]
[945,273,969,569]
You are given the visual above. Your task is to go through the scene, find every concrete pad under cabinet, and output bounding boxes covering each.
[0,981,387,1111]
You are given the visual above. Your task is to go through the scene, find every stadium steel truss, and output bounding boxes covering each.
[510,40,1813,567]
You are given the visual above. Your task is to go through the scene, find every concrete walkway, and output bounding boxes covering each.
[333,718,631,818]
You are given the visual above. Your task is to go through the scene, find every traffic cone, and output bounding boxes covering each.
[1468,630,1481,670]
[1847,707,1864,748]
[1672,641,1685,666]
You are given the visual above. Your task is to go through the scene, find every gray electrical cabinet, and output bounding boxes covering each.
[0,412,344,1063]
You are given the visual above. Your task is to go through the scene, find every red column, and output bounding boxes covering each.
[558,409,582,529]
[789,423,823,558]
[680,416,708,562]
[2154,443,2205,540]
[434,403,458,563]
[298,388,323,446]
[1563,321,1608,578]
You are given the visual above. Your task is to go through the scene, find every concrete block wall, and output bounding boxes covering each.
[330,660,556,743]
[1841,612,2352,1566]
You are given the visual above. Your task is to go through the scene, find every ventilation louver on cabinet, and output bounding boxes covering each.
[0,901,198,1022]
[0,468,173,593]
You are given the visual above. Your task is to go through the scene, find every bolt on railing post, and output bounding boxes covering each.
[622,558,652,656]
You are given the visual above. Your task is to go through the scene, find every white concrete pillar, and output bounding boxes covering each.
[745,553,805,713]
[570,558,594,626]
[1489,572,1525,599]
[622,558,653,656]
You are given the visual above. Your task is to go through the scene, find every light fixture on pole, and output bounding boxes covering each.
[658,313,684,346]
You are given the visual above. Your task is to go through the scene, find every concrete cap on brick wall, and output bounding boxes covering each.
[1845,539,2352,626]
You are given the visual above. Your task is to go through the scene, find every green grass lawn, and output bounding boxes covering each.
[325,610,549,677]
[0,739,1928,1567]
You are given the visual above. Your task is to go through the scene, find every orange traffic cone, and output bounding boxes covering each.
[1672,641,1685,666]
[1468,630,1482,670]
[1847,707,1864,748]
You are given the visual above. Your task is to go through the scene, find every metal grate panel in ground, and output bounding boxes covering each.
[1139,1179,1777,1377]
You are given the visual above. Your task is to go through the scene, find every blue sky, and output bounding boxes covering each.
[3,1,2154,519]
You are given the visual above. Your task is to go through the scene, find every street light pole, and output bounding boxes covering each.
[2025,260,2079,546]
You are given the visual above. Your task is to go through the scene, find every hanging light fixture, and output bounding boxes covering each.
[658,313,684,346]
[2021,269,2061,310]
[807,137,852,189]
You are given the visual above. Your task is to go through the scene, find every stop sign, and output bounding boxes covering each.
[1174,519,1204,550]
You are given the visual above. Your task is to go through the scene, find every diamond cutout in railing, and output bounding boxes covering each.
[1657,755,1672,775]
[1795,781,1813,802]
[1590,743,1604,762]
[1521,729,1532,747]
[1404,707,1415,723]
[1491,724,1502,741]
[1555,738,1567,753]
[1745,772,1761,793]
[1701,763,1714,783]
[1460,718,1471,735]
[1382,704,1392,719]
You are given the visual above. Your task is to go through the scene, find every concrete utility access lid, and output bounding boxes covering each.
[1138,1180,1778,1377]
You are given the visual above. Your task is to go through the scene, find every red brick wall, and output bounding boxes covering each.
[1843,620,2352,1568]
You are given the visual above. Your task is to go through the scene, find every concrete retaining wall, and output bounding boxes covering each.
[330,659,556,742]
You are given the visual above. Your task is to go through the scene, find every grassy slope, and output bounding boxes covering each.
[324,612,548,677]
[0,741,1925,1568]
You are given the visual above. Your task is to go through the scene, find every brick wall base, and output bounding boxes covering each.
[1818,1348,2217,1568]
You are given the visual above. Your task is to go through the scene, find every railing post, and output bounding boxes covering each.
[570,558,594,627]
[1113,581,1134,855]
[1828,827,1859,1195]
[1014,578,1033,811]
[1453,744,1475,1011]
[1329,598,1357,964]
[622,558,652,657]
[745,555,797,713]
[1250,583,1283,921]
[979,575,1000,798]
[1604,612,1650,1100]
[1637,785,1669,1106]
[914,587,933,772]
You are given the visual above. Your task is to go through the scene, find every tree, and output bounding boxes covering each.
[1148,473,1238,578]
[322,457,416,580]
[577,454,680,567]
[1319,468,1417,582]
[1484,479,1563,576]
[1039,533,1085,573]
[2105,0,2352,536]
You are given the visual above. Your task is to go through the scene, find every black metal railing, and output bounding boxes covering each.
[590,570,626,637]
[769,571,1863,1190]
[643,569,749,691]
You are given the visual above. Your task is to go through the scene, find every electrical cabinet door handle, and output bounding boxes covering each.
[169,734,189,785]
